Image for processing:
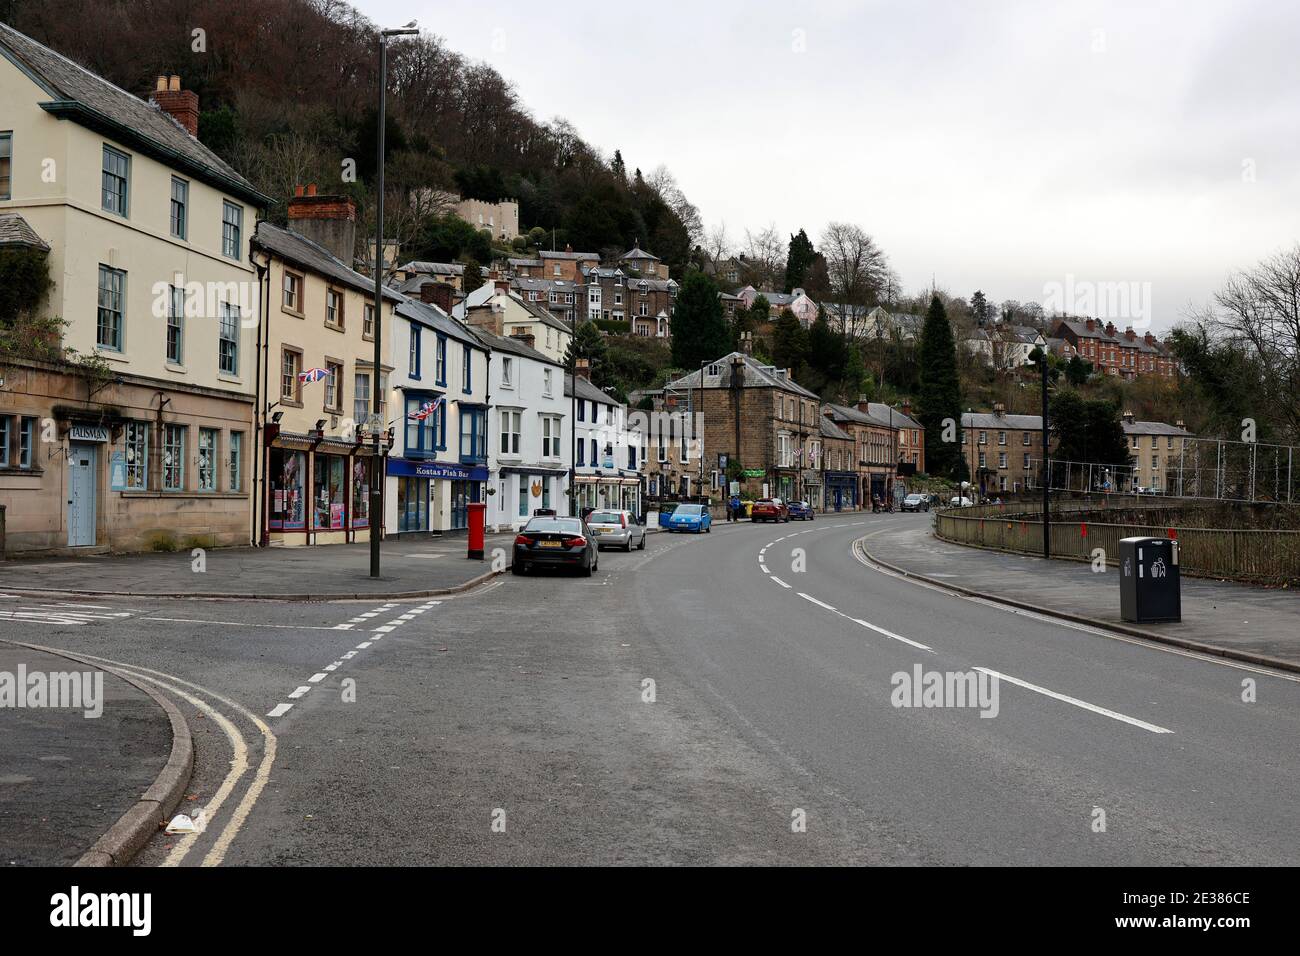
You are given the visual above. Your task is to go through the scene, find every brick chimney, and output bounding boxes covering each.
[901,399,913,419]
[1084,318,1095,331]
[465,303,504,336]
[1124,327,1137,341]
[420,281,454,314]
[575,358,592,381]
[1122,409,1135,424]
[493,278,511,295]
[511,330,536,349]
[856,393,871,415]
[150,74,199,137]
[739,331,754,355]
[1105,321,1117,337]
[287,184,357,264]
[1144,331,1157,345]
[992,402,1005,418]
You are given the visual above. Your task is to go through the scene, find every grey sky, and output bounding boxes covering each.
[358,0,1300,330]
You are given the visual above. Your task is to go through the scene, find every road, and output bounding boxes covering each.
[3,513,1297,865]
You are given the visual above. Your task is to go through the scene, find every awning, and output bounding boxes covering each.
[497,464,569,477]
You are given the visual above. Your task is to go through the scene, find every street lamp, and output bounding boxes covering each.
[370,21,419,579]
[1034,332,1050,559]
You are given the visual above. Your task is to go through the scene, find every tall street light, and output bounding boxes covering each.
[1036,332,1051,559]
[370,21,419,579]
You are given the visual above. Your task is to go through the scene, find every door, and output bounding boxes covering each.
[67,444,97,547]
[450,480,469,530]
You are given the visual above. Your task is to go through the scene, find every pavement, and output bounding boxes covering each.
[863,519,1300,671]
[0,533,518,599]
[0,642,174,866]
[1,511,1295,866]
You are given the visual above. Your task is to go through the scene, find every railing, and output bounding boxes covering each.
[935,501,1300,584]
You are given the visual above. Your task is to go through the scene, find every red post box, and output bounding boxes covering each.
[467,502,486,560]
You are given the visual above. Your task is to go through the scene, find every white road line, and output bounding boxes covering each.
[374,625,395,633]
[287,686,311,699]
[332,624,355,630]
[267,703,293,718]
[798,593,838,612]
[852,617,933,651]
[342,651,357,659]
[307,673,328,683]
[761,566,771,574]
[769,576,791,589]
[324,662,341,671]
[355,641,372,649]
[140,617,343,631]
[975,667,1174,734]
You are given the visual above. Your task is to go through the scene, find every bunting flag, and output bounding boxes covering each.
[298,367,330,384]
[408,397,443,421]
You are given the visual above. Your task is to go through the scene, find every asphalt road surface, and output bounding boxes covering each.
[3,513,1297,865]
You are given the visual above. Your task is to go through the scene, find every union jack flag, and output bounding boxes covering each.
[408,397,443,421]
[297,367,330,384]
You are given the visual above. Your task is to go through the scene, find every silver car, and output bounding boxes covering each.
[585,509,647,551]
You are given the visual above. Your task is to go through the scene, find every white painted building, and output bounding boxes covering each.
[384,298,491,536]
[567,370,643,516]
[476,329,571,531]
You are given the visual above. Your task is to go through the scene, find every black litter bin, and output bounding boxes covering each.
[1119,536,1181,623]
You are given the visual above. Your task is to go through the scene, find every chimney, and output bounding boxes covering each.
[465,303,504,336]
[420,282,454,314]
[1084,318,1095,331]
[901,399,912,419]
[150,74,199,137]
[992,402,1005,418]
[856,393,871,414]
[1144,331,1156,345]
[575,358,592,381]
[511,330,536,349]
[287,186,357,264]
[564,243,573,254]
[1175,419,1185,430]
[1122,409,1135,424]
[739,331,754,355]
[493,278,511,295]
[1105,321,1117,337]
[1125,327,1136,341]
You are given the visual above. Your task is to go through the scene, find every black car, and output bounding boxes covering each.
[512,516,599,576]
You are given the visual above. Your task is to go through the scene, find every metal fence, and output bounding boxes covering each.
[1029,437,1299,504]
[935,502,1300,583]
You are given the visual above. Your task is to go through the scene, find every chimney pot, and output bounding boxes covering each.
[294,184,305,197]
[286,190,358,263]
[155,75,167,92]
[306,183,318,197]
[168,74,181,92]
[149,75,200,136]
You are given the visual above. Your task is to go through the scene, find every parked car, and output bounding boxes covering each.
[901,493,930,512]
[662,503,712,533]
[750,498,789,522]
[585,509,646,551]
[512,516,598,576]
[948,496,975,508]
[787,500,814,521]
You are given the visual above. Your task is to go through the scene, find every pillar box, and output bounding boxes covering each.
[467,502,486,560]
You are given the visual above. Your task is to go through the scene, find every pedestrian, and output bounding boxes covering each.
[729,493,741,522]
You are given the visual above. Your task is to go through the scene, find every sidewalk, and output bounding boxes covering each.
[863,522,1300,672]
[0,643,180,865]
[0,534,514,600]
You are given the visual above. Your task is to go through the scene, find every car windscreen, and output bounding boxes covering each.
[524,518,583,535]
[588,512,622,524]
[674,505,704,515]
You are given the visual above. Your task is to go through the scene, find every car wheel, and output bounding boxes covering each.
[637,535,646,550]
[624,538,633,552]
[511,562,526,576]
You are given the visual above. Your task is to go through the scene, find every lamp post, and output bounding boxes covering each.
[370,22,418,579]
[1036,332,1050,559]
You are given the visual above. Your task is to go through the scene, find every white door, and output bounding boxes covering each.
[67,443,98,547]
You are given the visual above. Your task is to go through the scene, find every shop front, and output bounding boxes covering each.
[574,472,642,516]
[386,457,488,536]
[800,469,822,510]
[824,471,857,512]
[265,431,375,546]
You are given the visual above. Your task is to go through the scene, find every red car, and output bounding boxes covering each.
[750,497,790,522]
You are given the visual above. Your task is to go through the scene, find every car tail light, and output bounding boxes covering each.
[620,514,627,528]
[562,536,587,548]
[514,534,534,546]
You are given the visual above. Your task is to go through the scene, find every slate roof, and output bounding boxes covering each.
[398,261,463,276]
[664,352,820,400]
[1122,419,1193,437]
[0,21,268,207]
[0,212,50,251]
[394,298,486,352]
[620,246,659,262]
[565,373,617,407]
[865,402,922,430]
[819,416,854,441]
[254,222,402,301]
[962,412,1043,430]
[540,249,599,261]
[824,402,889,429]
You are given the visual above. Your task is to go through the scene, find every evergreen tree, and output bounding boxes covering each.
[611,150,627,182]
[917,294,963,478]
[970,290,992,328]
[772,310,810,373]
[566,321,610,382]
[784,229,816,293]
[1050,393,1131,467]
[463,259,484,294]
[671,272,732,370]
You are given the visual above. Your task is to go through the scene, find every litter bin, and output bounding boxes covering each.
[1119,536,1181,623]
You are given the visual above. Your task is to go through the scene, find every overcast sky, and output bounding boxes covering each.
[356,0,1299,330]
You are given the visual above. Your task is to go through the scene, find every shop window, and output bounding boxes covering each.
[269,449,306,529]
[313,455,347,530]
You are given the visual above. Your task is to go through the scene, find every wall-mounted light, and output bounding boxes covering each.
[271,411,284,424]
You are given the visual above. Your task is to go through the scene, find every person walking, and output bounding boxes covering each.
[729,493,741,522]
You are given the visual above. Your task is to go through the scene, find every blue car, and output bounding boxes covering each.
[787,500,814,521]
[663,503,712,533]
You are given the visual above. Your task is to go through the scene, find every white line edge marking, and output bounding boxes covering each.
[797,592,837,613]
[266,702,292,718]
[769,576,791,589]
[975,667,1173,734]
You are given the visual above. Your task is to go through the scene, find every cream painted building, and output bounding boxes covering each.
[0,23,268,554]
[461,279,573,363]
[251,211,402,547]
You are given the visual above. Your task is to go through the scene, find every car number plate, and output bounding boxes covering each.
[539,540,563,548]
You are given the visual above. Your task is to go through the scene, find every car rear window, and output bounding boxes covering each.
[588,512,621,524]
[524,518,583,534]
[675,505,704,516]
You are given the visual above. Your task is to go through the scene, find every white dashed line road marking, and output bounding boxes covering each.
[307,673,328,683]
[852,618,933,652]
[975,667,1174,734]
[267,703,293,718]
[287,686,312,699]
[355,641,372,649]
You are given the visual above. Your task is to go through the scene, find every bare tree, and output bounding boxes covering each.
[1207,243,1300,439]
[819,222,891,340]
[647,165,703,245]
[741,223,785,290]
[700,221,732,274]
